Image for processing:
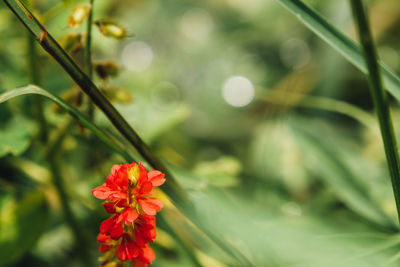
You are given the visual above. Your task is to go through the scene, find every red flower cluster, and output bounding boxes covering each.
[92,162,166,267]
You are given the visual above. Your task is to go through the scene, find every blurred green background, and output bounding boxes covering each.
[2,0,400,266]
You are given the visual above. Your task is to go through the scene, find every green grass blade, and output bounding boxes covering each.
[350,0,400,223]
[276,0,400,101]
[0,85,134,162]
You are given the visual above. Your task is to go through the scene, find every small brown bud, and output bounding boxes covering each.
[68,4,91,28]
[60,33,84,54]
[94,61,120,80]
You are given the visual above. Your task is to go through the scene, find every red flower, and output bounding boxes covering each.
[93,162,165,217]
[92,162,165,266]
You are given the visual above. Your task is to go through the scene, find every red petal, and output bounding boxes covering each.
[137,163,148,185]
[92,184,112,199]
[111,164,121,176]
[123,208,139,224]
[132,258,148,267]
[138,198,163,215]
[134,229,148,247]
[116,242,127,261]
[103,203,116,213]
[141,246,155,264]
[97,233,111,243]
[127,238,140,258]
[99,244,111,253]
[148,171,166,187]
[110,221,124,240]
[99,216,115,234]
[139,182,153,195]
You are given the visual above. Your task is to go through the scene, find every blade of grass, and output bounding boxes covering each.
[0,85,134,162]
[275,0,400,101]
[3,0,191,212]
[350,0,400,223]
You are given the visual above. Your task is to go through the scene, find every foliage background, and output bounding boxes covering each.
[1,0,400,266]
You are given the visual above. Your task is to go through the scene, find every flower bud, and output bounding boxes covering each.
[94,61,120,80]
[68,4,91,28]
[100,84,133,104]
[60,33,84,54]
[95,20,127,39]
[128,165,140,185]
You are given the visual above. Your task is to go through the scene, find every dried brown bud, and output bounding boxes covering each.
[68,4,91,28]
[94,61,120,80]
[60,33,84,54]
[100,84,133,104]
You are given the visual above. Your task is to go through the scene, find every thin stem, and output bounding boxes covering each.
[85,0,94,118]
[49,156,94,266]
[350,0,400,222]
[27,32,47,142]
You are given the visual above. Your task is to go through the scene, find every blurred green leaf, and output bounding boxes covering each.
[190,185,400,267]
[276,0,400,101]
[0,116,34,157]
[0,191,49,267]
[193,156,241,187]
[290,117,396,229]
[0,85,132,161]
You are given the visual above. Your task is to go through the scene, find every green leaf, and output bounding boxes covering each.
[193,156,241,187]
[0,116,34,157]
[189,185,400,267]
[0,191,49,266]
[276,0,400,101]
[290,117,397,229]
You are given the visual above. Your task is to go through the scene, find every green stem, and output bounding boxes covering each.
[49,156,94,266]
[4,0,191,212]
[350,0,400,223]
[85,0,94,118]
[27,32,47,142]
[276,0,400,101]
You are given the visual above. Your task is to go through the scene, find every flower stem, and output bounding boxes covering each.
[350,0,400,223]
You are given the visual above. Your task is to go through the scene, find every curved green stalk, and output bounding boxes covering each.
[350,0,400,223]
[0,85,134,162]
